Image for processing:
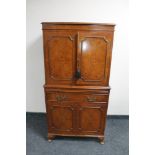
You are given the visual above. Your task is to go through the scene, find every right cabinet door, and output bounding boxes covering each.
[76,31,113,86]
[77,103,107,135]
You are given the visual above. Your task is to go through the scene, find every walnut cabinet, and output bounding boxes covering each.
[42,22,115,144]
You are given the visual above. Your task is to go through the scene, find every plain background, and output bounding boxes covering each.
[26,0,129,115]
[1,0,155,155]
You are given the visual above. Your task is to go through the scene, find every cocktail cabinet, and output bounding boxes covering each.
[42,22,115,144]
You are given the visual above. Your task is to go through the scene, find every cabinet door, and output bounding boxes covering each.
[76,32,112,85]
[47,101,75,134]
[43,31,76,85]
[77,103,107,135]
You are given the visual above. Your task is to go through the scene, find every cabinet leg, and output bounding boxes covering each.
[48,139,52,142]
[98,137,104,144]
[48,134,56,142]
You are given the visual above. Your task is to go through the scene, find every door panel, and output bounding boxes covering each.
[48,36,73,80]
[77,103,107,134]
[80,37,107,81]
[76,32,111,85]
[44,31,76,85]
[47,101,75,133]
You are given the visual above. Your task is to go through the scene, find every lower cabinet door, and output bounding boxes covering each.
[47,101,75,134]
[47,100,108,136]
[77,103,107,135]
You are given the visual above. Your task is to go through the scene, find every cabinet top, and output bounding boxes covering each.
[41,22,115,26]
[42,22,115,31]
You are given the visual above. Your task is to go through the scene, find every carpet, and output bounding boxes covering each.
[26,113,129,155]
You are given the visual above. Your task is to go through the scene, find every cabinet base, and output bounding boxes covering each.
[47,133,104,144]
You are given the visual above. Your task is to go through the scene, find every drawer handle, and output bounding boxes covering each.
[87,96,96,102]
[56,95,62,102]
[61,95,66,100]
[56,95,66,102]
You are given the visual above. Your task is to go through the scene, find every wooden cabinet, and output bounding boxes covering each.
[42,22,115,144]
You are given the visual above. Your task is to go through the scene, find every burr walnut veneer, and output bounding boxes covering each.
[42,22,115,144]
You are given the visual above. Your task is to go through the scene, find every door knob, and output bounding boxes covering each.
[75,70,81,79]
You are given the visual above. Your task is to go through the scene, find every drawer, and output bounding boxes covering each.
[46,92,109,103]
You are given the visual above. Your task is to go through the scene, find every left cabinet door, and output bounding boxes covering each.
[43,31,76,85]
[47,101,76,134]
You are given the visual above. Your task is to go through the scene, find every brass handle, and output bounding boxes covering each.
[56,95,62,102]
[87,96,96,102]
[56,95,66,102]
[61,95,66,100]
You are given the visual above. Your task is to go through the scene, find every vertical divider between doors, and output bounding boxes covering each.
[77,32,81,80]
[74,103,79,134]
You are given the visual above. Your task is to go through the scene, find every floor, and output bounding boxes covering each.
[26,113,129,155]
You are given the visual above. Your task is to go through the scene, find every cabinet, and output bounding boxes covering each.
[42,22,115,144]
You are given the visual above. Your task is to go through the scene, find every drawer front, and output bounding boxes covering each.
[46,92,109,103]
